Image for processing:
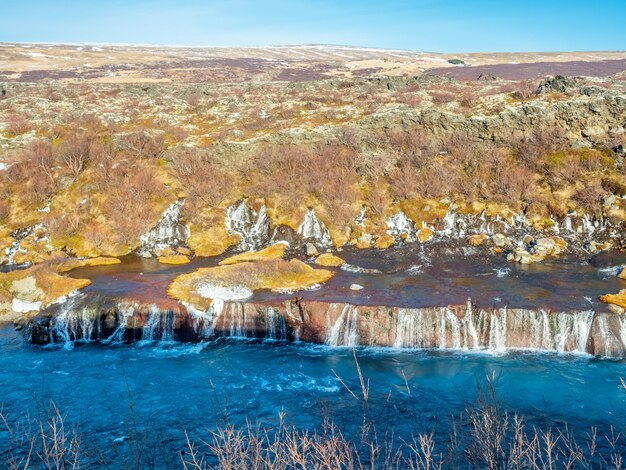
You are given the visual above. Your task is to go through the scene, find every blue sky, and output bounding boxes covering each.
[3,0,624,52]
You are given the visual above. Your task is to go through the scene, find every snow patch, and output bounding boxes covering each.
[12,298,42,313]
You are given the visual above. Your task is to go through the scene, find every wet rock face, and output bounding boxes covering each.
[29,295,626,358]
[224,202,332,253]
[2,224,48,266]
[386,212,416,242]
[138,200,190,257]
[225,201,270,251]
[297,208,332,249]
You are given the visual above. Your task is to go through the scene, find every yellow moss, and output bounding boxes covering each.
[265,196,307,231]
[467,234,488,246]
[187,208,238,257]
[0,265,91,314]
[400,198,449,226]
[374,234,395,249]
[600,290,626,310]
[220,243,287,265]
[315,253,345,267]
[57,256,121,273]
[168,259,334,309]
[417,227,434,243]
[483,203,516,224]
[158,255,191,265]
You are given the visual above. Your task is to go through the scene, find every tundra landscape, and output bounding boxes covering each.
[1,26,626,470]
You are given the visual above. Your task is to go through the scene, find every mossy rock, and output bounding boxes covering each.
[315,253,345,267]
[169,259,334,310]
[57,256,121,272]
[158,255,190,265]
[219,243,286,265]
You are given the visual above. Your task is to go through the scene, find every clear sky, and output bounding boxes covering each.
[2,0,624,52]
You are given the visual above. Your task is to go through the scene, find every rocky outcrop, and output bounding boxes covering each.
[537,75,581,94]
[28,296,626,357]
[358,93,625,146]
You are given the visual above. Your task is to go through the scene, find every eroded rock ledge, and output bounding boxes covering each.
[28,296,626,357]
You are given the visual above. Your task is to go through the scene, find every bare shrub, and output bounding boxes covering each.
[5,113,31,135]
[0,199,10,222]
[170,146,232,208]
[365,177,390,217]
[119,131,166,160]
[573,180,607,216]
[511,79,537,101]
[430,91,456,105]
[104,163,163,245]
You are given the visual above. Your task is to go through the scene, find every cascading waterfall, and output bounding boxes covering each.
[266,307,288,341]
[488,308,508,351]
[552,310,594,352]
[225,201,270,251]
[229,303,247,338]
[51,295,95,348]
[326,305,359,346]
[394,306,486,350]
[138,200,190,256]
[102,303,136,344]
[141,305,175,342]
[297,208,332,247]
[386,212,416,241]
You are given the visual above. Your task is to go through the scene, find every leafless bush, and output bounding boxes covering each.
[511,80,538,101]
[169,146,232,208]
[5,113,31,135]
[0,199,10,222]
[119,131,166,160]
[573,180,607,216]
[1,401,83,469]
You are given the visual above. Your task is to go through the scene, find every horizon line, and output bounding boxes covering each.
[1,41,625,55]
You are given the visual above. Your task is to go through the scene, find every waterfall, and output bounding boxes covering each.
[229,303,247,338]
[394,309,422,348]
[4,224,46,265]
[297,208,332,247]
[186,302,222,339]
[102,303,136,344]
[326,305,359,346]
[266,307,288,341]
[51,295,95,349]
[488,308,508,351]
[394,306,486,350]
[581,214,595,235]
[552,310,594,352]
[386,212,416,242]
[141,306,175,342]
[225,201,270,251]
[138,200,190,256]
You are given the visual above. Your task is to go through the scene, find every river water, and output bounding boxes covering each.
[3,245,626,465]
[2,324,626,466]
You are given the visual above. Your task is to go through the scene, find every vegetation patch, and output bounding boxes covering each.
[56,256,121,272]
[0,265,91,319]
[157,254,190,265]
[219,243,287,265]
[168,259,334,310]
[315,253,345,267]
